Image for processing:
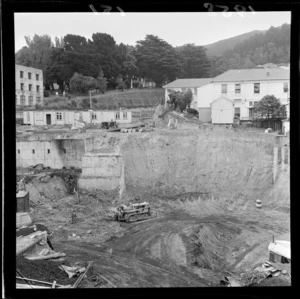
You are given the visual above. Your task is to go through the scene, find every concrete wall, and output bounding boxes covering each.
[16,139,86,168]
[78,153,124,191]
[198,108,211,122]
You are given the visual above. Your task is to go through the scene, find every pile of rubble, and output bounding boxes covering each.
[16,224,93,289]
[220,261,290,287]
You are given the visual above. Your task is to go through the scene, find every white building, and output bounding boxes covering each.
[22,109,132,126]
[163,68,290,124]
[163,78,212,112]
[16,65,44,107]
[211,68,290,121]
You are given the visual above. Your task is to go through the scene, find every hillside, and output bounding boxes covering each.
[208,24,290,76]
[204,29,265,57]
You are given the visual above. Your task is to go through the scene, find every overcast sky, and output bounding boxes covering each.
[14,12,291,52]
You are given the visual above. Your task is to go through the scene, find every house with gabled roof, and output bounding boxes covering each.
[163,68,290,124]
[163,78,213,121]
[211,68,290,122]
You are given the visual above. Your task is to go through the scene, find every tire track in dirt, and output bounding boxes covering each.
[59,241,208,287]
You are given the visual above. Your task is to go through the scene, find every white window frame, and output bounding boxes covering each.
[36,74,39,81]
[235,84,241,94]
[36,97,41,103]
[21,83,24,91]
[56,112,62,120]
[20,71,23,78]
[221,84,227,94]
[29,84,32,91]
[28,96,33,106]
[254,83,260,94]
[20,95,26,105]
[123,111,128,119]
[28,72,32,80]
[283,82,288,93]
[116,111,120,120]
[92,113,97,120]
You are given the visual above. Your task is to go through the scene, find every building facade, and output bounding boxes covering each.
[16,64,44,107]
[164,69,290,123]
[163,78,212,110]
[211,68,290,121]
[22,109,132,126]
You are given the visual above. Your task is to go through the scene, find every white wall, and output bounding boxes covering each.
[212,80,290,120]
[23,110,132,126]
[16,139,86,168]
[196,84,214,108]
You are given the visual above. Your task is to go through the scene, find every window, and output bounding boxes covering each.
[36,97,41,103]
[123,112,128,119]
[234,107,241,118]
[20,71,23,78]
[18,149,20,154]
[29,84,32,91]
[283,82,288,93]
[47,149,50,154]
[56,112,62,120]
[248,101,253,107]
[254,83,260,94]
[36,85,40,92]
[32,149,35,154]
[21,83,24,91]
[116,111,120,120]
[194,88,198,95]
[28,72,32,80]
[221,84,227,94]
[20,95,26,105]
[36,74,39,81]
[29,96,33,106]
[92,113,97,120]
[63,149,66,154]
[235,84,241,94]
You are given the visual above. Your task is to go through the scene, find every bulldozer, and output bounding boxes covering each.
[110,202,157,223]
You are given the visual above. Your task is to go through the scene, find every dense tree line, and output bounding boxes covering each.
[209,24,290,76]
[15,33,212,92]
[15,24,290,92]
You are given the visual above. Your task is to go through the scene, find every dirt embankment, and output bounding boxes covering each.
[120,128,288,203]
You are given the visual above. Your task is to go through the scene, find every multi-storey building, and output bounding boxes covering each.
[163,68,290,123]
[15,64,44,107]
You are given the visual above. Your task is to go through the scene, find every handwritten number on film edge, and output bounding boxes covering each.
[204,3,256,17]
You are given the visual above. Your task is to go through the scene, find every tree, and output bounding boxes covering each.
[15,46,31,66]
[176,44,211,78]
[96,69,108,93]
[167,89,193,112]
[69,72,97,93]
[63,34,88,53]
[24,34,53,86]
[254,95,286,119]
[115,75,126,91]
[135,35,181,86]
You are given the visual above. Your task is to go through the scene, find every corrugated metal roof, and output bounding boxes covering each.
[212,68,290,82]
[163,78,212,88]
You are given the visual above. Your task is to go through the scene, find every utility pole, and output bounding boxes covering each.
[89,90,92,109]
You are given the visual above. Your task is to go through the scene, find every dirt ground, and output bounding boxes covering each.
[23,184,290,288]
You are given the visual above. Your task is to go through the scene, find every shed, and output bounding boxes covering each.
[211,97,234,124]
